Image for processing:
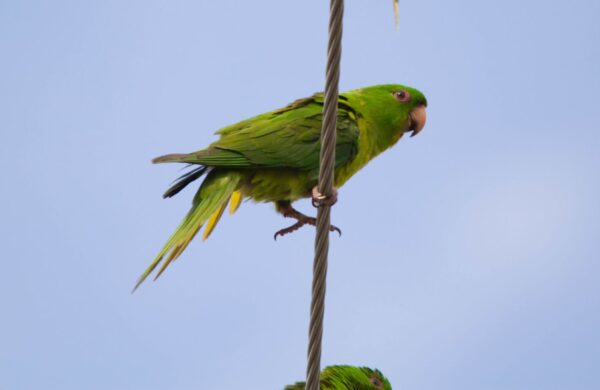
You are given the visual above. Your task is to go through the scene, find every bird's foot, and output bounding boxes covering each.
[311,186,338,208]
[273,205,341,240]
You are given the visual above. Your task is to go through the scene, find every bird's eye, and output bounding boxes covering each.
[393,90,411,102]
[369,377,384,388]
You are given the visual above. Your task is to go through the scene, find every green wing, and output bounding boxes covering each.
[154,94,360,172]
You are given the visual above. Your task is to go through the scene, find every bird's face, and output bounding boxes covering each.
[388,84,428,137]
[349,84,427,140]
[322,366,392,390]
[361,367,392,390]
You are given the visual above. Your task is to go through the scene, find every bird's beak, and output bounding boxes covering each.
[408,105,427,137]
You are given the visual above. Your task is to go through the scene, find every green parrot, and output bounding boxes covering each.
[284,365,392,390]
[135,84,427,289]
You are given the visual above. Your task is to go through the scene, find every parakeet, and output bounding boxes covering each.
[284,366,392,390]
[135,84,427,289]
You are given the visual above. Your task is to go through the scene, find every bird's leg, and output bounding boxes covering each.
[273,201,341,240]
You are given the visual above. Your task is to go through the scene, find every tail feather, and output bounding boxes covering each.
[202,203,227,241]
[133,171,241,291]
[154,223,202,281]
[162,166,209,198]
[229,191,243,215]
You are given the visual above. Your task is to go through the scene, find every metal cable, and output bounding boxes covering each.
[305,0,344,389]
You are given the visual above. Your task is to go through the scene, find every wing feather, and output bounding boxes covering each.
[182,94,360,171]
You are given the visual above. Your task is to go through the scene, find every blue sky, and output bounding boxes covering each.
[1,1,599,389]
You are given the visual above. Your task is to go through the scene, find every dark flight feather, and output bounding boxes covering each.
[162,166,209,198]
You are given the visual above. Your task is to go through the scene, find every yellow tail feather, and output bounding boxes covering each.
[154,223,202,280]
[133,172,242,292]
[202,202,227,241]
[229,191,243,215]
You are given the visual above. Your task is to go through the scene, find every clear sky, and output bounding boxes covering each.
[1,1,599,389]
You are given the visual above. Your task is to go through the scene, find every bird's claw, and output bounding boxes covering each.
[273,219,342,240]
[311,186,338,208]
[273,221,305,240]
[329,225,342,237]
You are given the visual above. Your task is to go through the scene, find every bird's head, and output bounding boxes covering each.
[360,367,392,390]
[400,87,427,137]
[347,84,427,138]
[321,365,392,390]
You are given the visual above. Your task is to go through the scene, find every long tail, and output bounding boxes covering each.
[134,169,242,291]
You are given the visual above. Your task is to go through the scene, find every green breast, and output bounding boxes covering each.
[242,168,316,202]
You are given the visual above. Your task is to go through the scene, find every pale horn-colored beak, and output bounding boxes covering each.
[408,105,427,137]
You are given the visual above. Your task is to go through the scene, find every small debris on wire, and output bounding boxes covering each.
[394,0,399,29]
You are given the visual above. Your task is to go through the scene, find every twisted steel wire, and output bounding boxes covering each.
[305,0,344,389]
